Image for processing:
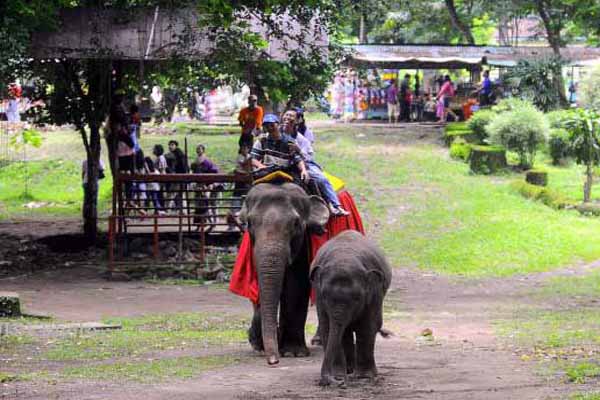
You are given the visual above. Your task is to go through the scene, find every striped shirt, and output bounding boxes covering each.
[251,133,302,170]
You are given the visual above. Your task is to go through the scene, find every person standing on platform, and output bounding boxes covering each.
[237,94,264,149]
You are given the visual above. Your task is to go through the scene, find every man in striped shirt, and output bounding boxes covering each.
[251,114,309,182]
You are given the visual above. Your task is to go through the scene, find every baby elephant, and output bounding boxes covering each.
[310,230,392,387]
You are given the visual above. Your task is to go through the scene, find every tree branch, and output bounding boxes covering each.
[444,0,475,45]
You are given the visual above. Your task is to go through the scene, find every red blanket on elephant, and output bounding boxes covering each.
[229,190,365,304]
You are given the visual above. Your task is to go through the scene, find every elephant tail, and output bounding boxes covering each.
[378,328,393,338]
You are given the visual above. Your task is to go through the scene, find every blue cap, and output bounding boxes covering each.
[263,114,279,124]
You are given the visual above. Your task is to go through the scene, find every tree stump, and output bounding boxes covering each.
[0,292,21,317]
[469,146,507,175]
[525,170,548,186]
[576,202,600,216]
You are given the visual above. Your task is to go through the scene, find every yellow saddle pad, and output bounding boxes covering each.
[323,172,345,192]
[253,170,294,186]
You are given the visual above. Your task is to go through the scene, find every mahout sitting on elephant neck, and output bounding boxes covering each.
[240,182,330,365]
[310,230,392,387]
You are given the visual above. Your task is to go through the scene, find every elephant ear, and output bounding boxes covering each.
[239,200,249,224]
[367,270,385,306]
[307,196,330,234]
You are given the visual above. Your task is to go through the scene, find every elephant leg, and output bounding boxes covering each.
[317,300,329,351]
[355,315,380,380]
[278,257,310,357]
[248,302,264,352]
[320,321,348,387]
[343,328,356,375]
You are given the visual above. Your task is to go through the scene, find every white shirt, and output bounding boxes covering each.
[81,159,105,184]
[294,133,314,162]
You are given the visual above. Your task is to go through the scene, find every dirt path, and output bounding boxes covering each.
[3,266,567,400]
[2,126,572,399]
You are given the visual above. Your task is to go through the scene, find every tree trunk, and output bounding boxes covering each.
[444,0,475,44]
[359,12,367,44]
[81,124,101,243]
[584,163,593,203]
[535,0,569,107]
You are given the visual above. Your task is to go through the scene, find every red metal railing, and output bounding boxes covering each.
[108,172,252,275]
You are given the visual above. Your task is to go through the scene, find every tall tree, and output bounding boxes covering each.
[9,1,345,241]
[444,0,475,44]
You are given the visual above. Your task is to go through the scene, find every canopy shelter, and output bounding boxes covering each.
[344,44,600,70]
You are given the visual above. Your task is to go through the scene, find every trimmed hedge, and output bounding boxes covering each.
[510,181,570,209]
[525,169,548,186]
[444,130,480,146]
[469,145,507,174]
[449,138,472,162]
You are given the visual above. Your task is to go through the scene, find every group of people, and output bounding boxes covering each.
[237,95,349,216]
[106,96,230,221]
[385,74,459,123]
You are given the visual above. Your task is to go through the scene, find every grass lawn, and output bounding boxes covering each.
[2,312,249,383]
[4,122,600,276]
[496,269,600,390]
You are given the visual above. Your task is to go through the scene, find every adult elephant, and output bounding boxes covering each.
[240,182,330,365]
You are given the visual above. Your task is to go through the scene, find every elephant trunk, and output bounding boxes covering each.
[255,246,288,365]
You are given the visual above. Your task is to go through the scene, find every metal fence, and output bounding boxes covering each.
[108,172,252,275]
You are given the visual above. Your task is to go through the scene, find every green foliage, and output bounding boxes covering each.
[9,129,43,151]
[44,313,248,361]
[548,128,571,165]
[60,355,238,383]
[546,109,573,129]
[467,109,496,142]
[486,103,549,169]
[503,57,567,112]
[449,138,471,161]
[580,65,600,111]
[491,97,535,114]
[566,362,600,384]
[572,393,600,400]
[510,181,570,209]
[565,109,600,168]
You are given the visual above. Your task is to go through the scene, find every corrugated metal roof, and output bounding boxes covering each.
[345,44,600,68]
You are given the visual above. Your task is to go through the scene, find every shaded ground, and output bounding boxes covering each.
[2,265,572,400]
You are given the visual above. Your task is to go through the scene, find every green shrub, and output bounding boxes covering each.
[491,98,536,114]
[510,181,570,209]
[467,109,496,142]
[486,103,549,169]
[449,138,471,162]
[580,65,600,111]
[548,128,570,165]
[546,109,573,129]
[469,145,507,174]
